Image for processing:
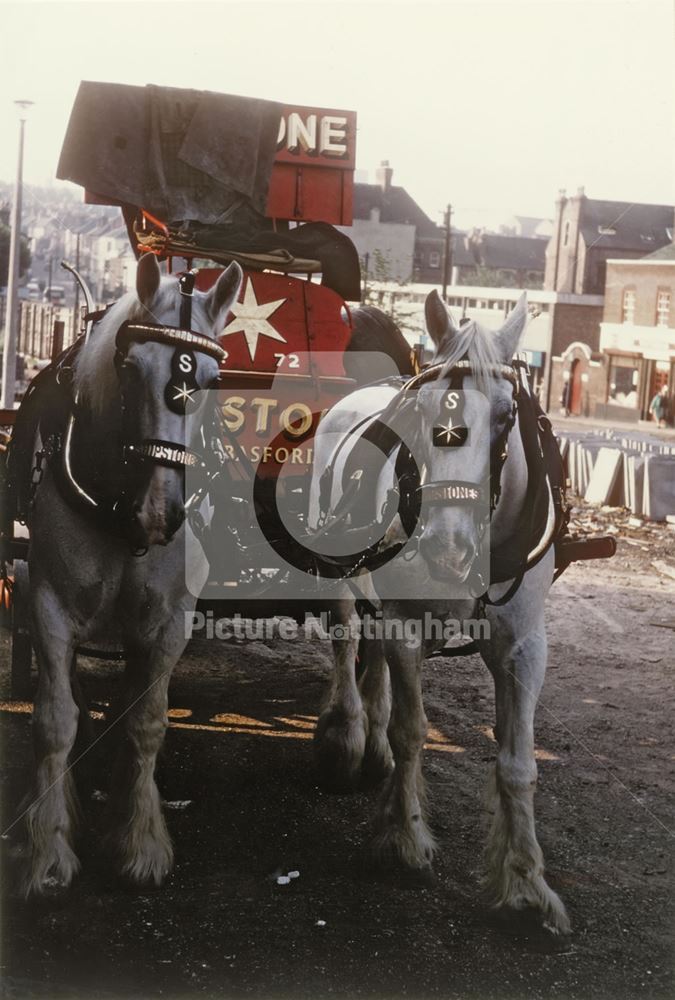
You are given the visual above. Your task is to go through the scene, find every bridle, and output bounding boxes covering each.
[114,320,225,472]
[256,356,524,584]
[62,271,226,530]
[404,359,520,521]
[403,357,566,606]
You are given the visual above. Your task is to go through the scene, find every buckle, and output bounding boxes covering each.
[179,270,198,297]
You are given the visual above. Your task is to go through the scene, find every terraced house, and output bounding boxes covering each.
[597,244,675,422]
[545,189,674,418]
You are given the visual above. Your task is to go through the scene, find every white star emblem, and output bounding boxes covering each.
[221,280,287,361]
[435,420,466,445]
[172,382,197,408]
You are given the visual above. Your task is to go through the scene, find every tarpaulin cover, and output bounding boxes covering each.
[57,81,282,222]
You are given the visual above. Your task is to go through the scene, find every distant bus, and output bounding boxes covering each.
[43,285,65,305]
[25,280,41,300]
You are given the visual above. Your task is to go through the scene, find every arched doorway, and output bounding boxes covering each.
[569,358,583,415]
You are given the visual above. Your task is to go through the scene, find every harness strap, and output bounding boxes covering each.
[179,269,198,330]
[481,399,568,604]
[405,360,519,391]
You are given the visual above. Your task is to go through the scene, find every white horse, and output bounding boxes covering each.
[20,253,242,895]
[309,291,570,936]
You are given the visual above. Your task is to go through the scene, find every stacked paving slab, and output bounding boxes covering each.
[557,429,675,521]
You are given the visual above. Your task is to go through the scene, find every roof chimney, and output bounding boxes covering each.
[376,160,393,192]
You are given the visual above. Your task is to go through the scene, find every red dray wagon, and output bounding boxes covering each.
[5,83,409,629]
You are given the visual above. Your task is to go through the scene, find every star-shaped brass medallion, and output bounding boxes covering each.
[172,381,198,408]
[432,420,469,447]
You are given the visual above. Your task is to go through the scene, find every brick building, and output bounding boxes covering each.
[596,245,675,422]
[343,163,547,289]
[545,188,674,415]
[440,229,546,289]
[545,188,673,296]
[342,162,439,282]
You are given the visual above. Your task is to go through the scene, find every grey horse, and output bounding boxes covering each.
[309,291,570,936]
[23,254,242,895]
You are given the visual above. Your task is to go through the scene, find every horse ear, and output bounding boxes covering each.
[207,261,243,328]
[424,290,458,349]
[497,293,528,362]
[136,253,161,307]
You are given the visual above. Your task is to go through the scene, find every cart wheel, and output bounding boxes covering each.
[11,559,33,701]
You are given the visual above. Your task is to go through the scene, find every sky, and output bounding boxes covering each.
[0,0,673,231]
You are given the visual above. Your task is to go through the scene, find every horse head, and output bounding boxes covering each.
[414,290,527,586]
[121,254,243,547]
[75,254,242,549]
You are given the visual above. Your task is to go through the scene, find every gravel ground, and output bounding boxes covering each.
[1,502,673,1000]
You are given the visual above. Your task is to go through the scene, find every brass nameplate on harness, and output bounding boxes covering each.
[419,482,485,505]
[126,442,204,468]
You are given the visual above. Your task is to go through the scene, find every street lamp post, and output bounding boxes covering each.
[441,203,453,304]
[1,100,34,410]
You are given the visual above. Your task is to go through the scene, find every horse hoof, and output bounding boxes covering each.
[314,749,362,793]
[360,746,394,789]
[115,870,168,893]
[21,868,77,900]
[492,904,572,949]
[313,709,367,793]
[20,841,81,899]
[369,822,436,875]
[116,850,173,890]
[38,875,75,899]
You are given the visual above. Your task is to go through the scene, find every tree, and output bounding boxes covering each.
[359,251,426,345]
[0,219,31,286]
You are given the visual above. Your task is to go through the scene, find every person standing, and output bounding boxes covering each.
[560,374,572,417]
[649,384,670,428]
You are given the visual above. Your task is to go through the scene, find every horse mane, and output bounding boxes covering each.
[433,320,503,396]
[73,278,180,414]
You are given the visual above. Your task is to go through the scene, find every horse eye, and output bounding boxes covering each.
[120,359,141,378]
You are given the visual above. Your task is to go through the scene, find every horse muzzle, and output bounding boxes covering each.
[419,532,477,585]
[128,469,187,548]
[129,506,185,548]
